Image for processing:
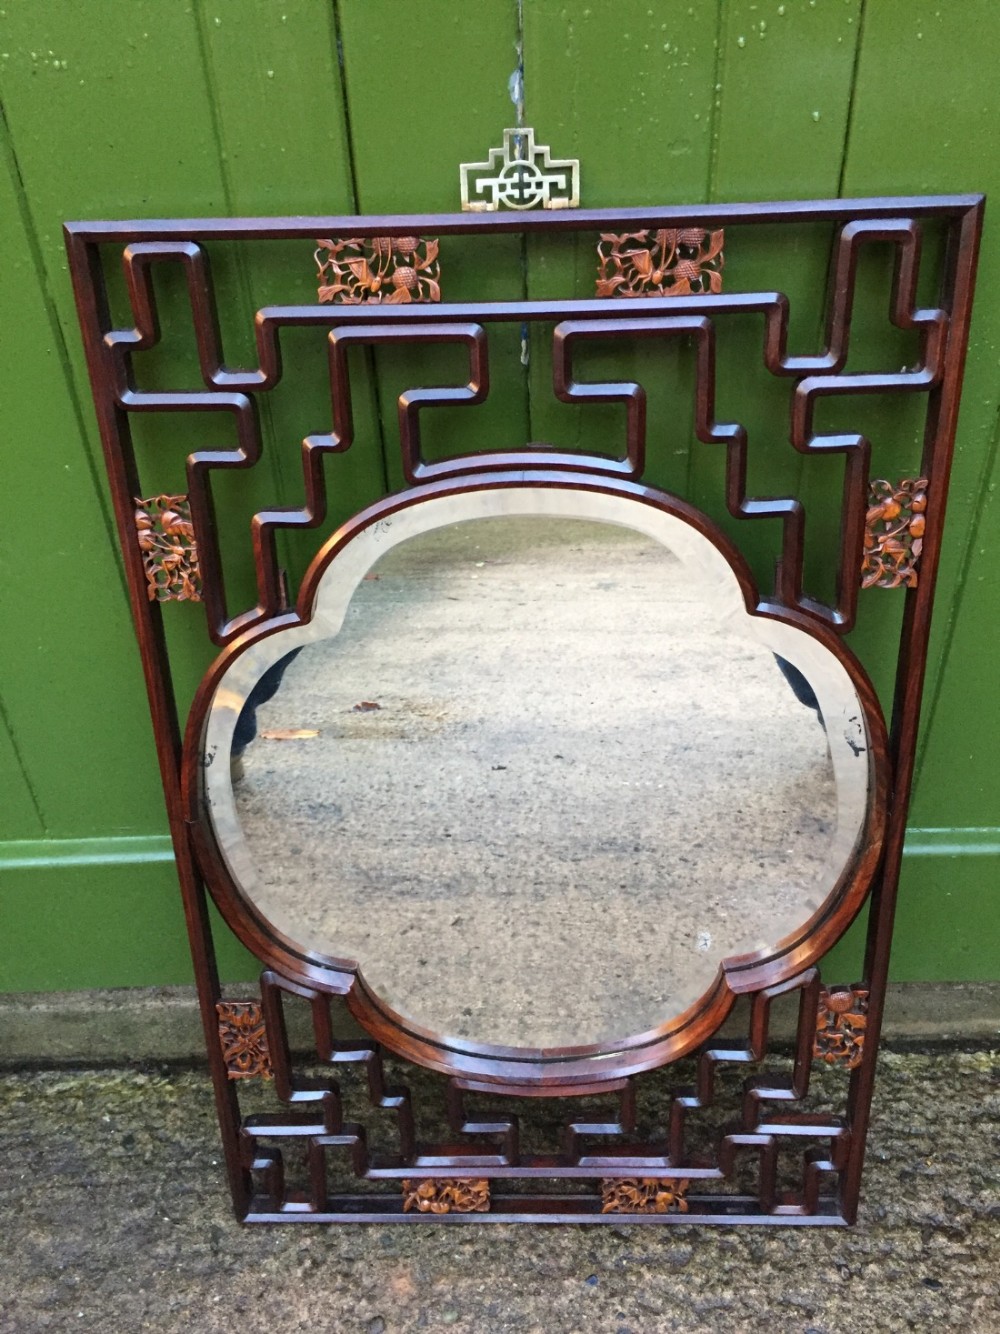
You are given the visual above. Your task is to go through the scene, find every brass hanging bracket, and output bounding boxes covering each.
[460,127,580,211]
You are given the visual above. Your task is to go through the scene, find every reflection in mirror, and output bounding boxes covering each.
[205,514,872,1051]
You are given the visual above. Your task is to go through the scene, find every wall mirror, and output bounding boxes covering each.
[67,195,982,1224]
[199,489,881,1072]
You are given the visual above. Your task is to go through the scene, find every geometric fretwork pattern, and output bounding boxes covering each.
[459,127,579,212]
[233,970,852,1222]
[86,214,948,645]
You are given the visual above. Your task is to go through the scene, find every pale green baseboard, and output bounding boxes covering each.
[900,828,1000,857]
[1,830,998,992]
[0,835,176,870]
[0,836,256,992]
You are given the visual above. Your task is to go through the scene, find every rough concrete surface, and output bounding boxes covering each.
[1,1048,998,1332]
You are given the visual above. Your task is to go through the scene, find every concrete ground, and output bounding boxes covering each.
[1,1045,997,1333]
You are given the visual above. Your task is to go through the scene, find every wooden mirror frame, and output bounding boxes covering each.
[66,195,983,1224]
[182,474,889,1088]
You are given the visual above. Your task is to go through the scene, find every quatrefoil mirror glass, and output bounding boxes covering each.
[201,488,878,1058]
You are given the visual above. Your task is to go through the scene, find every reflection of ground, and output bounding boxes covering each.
[232,518,840,1050]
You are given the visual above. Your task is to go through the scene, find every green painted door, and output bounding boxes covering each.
[1,0,996,992]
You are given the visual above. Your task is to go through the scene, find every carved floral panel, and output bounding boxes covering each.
[401,1179,491,1214]
[600,1177,690,1214]
[861,478,928,589]
[814,986,869,1070]
[134,495,202,603]
[315,236,441,304]
[217,1000,273,1080]
[597,228,725,298]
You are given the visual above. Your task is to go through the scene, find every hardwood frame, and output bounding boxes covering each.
[183,476,889,1087]
[65,195,983,1224]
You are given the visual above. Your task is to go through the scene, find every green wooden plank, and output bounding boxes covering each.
[522,0,719,488]
[198,0,389,590]
[0,1,294,721]
[338,0,529,484]
[827,833,1000,983]
[836,0,1000,830]
[2,832,991,992]
[338,0,520,210]
[0,710,43,838]
[524,0,719,207]
[0,855,256,992]
[907,447,1000,829]
[0,112,167,836]
[698,0,864,593]
[198,0,355,212]
[710,0,863,202]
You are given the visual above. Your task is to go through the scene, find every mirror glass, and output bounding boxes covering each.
[203,507,872,1051]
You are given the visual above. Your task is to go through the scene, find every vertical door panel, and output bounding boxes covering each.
[339,0,529,486]
[839,0,1000,828]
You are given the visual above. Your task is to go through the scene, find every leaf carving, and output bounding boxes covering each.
[346,257,374,286]
[315,237,442,305]
[597,227,725,298]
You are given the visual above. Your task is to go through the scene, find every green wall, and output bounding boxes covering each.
[1,0,997,993]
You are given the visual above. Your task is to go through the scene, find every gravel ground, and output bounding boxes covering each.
[1,1047,997,1332]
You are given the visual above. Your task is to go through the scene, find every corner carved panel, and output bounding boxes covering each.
[217,1000,273,1080]
[814,986,869,1070]
[601,1178,690,1214]
[315,236,441,304]
[401,1179,491,1214]
[861,478,928,589]
[597,228,725,297]
[134,495,202,603]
